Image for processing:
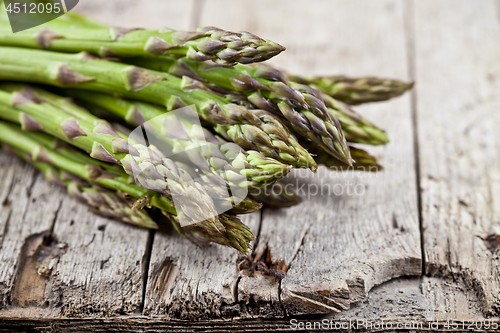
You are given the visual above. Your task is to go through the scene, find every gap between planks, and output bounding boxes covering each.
[404,0,426,276]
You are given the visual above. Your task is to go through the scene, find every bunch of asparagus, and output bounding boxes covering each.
[0,9,412,252]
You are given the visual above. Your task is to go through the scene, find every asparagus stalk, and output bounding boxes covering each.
[0,47,316,170]
[126,56,352,166]
[172,160,263,215]
[300,141,383,171]
[132,56,388,147]
[66,89,293,189]
[0,16,285,66]
[164,212,254,253]
[0,85,222,232]
[249,180,302,209]
[2,143,157,229]
[0,120,175,213]
[13,84,265,214]
[321,94,389,145]
[0,120,254,251]
[5,16,328,166]
[287,75,414,105]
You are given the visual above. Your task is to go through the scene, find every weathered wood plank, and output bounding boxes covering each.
[414,0,500,316]
[144,213,261,319]
[198,0,420,315]
[0,156,59,309]
[42,200,150,317]
[2,277,499,332]
[422,277,485,322]
[0,152,150,317]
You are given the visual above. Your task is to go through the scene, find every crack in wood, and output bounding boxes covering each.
[25,171,40,200]
[287,224,311,270]
[251,209,265,251]
[0,210,12,251]
[139,230,155,314]
[0,162,17,209]
[277,279,287,317]
[404,0,425,277]
[83,234,96,247]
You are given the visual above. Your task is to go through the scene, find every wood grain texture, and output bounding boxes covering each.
[422,277,485,322]
[0,157,58,308]
[144,213,261,319]
[199,0,420,315]
[1,277,498,332]
[0,153,150,316]
[0,0,498,326]
[42,200,149,317]
[413,0,500,316]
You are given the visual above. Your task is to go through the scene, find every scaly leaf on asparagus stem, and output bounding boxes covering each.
[287,74,414,105]
[321,93,389,146]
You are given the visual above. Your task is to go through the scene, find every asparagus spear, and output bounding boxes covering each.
[0,120,254,251]
[164,212,254,253]
[287,75,414,105]
[0,48,316,170]
[0,85,222,232]
[321,94,389,145]
[0,16,285,66]
[300,141,383,171]
[2,143,157,229]
[65,89,294,189]
[5,16,336,166]
[126,56,352,166]
[10,83,266,214]
[130,56,388,148]
[249,180,302,209]
[172,160,263,215]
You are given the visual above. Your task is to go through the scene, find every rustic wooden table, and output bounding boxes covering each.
[0,0,499,331]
